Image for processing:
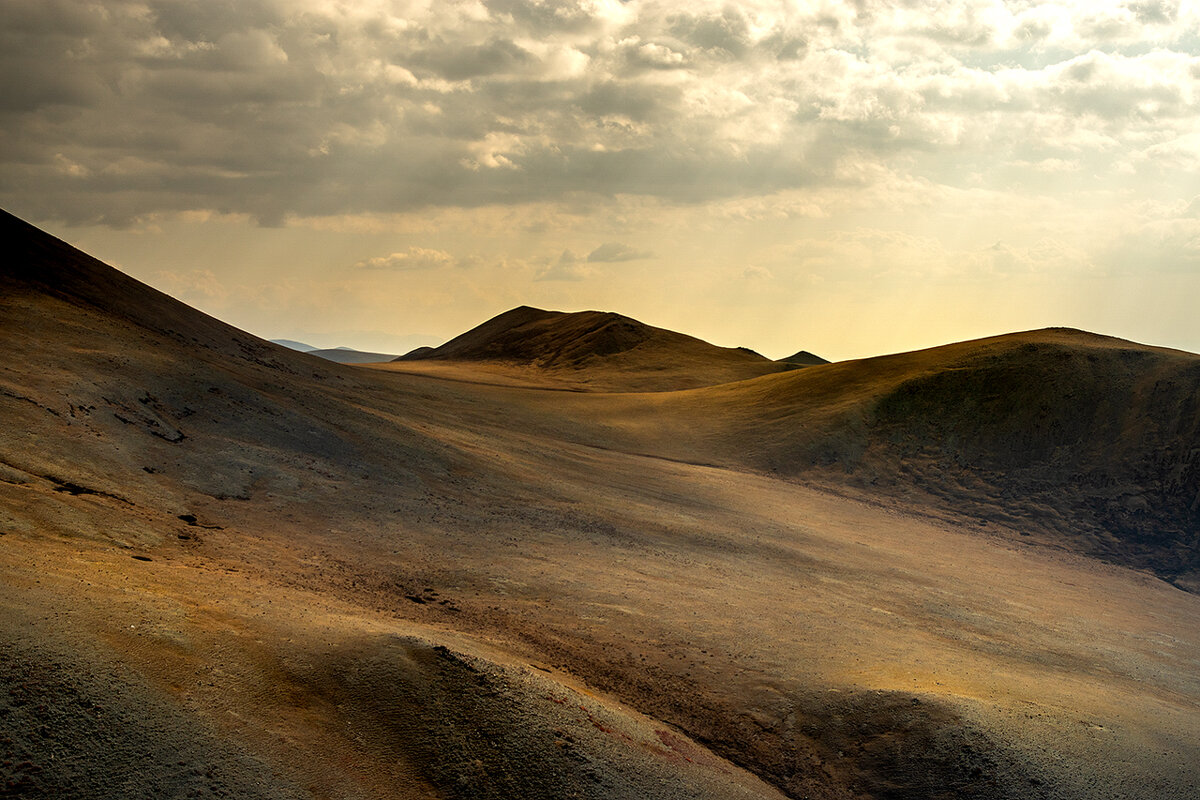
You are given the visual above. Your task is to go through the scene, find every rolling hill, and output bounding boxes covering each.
[393,305,806,391]
[3,208,1200,800]
[593,329,1200,589]
[386,303,1200,588]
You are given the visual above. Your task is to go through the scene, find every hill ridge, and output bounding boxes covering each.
[392,305,810,391]
[398,305,668,365]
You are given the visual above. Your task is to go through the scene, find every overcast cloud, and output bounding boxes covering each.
[3,0,1196,225]
[2,0,1199,359]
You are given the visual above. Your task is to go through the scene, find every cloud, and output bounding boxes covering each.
[975,239,1095,276]
[742,266,773,280]
[786,227,1096,282]
[617,37,690,71]
[586,242,653,262]
[535,249,593,281]
[1098,216,1200,274]
[667,8,751,57]
[2,0,1199,227]
[355,247,455,270]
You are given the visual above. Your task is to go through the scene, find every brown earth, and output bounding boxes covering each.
[434,329,1198,589]
[2,209,1200,799]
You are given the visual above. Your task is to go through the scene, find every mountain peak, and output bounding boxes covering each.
[778,350,830,366]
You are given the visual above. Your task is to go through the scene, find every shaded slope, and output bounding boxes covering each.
[599,329,1200,588]
[394,305,795,391]
[0,211,451,521]
[1,210,305,373]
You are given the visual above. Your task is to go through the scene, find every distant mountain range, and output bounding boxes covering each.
[271,340,399,364]
[270,338,319,352]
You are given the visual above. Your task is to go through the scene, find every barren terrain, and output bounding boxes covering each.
[2,209,1199,799]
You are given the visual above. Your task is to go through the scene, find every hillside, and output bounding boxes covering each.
[758,330,1200,588]
[392,305,798,391]
[559,329,1200,589]
[3,210,1200,800]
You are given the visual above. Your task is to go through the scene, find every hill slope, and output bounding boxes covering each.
[394,305,798,391]
[3,210,1200,800]
[566,329,1200,588]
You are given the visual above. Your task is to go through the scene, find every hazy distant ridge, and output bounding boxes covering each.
[271,339,318,352]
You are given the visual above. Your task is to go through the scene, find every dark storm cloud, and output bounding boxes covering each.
[0,3,110,113]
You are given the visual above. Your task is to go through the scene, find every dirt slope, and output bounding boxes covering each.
[393,304,797,391]
[3,210,1200,799]
[571,330,1200,588]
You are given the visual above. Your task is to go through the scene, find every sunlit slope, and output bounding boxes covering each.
[583,330,1200,588]
[393,304,803,391]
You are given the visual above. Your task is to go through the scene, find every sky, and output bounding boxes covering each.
[3,0,1200,361]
